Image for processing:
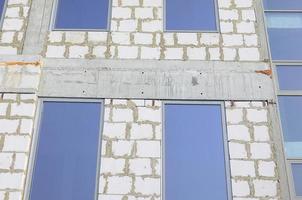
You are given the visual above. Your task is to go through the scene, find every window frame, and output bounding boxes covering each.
[163,0,220,33]
[0,0,8,29]
[50,0,112,31]
[161,101,232,200]
[24,98,105,200]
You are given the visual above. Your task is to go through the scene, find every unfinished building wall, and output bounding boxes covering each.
[43,0,262,61]
[0,93,37,200]
[0,0,31,55]
[226,101,280,200]
[0,97,281,200]
[99,99,161,200]
[0,59,40,200]
[95,99,280,200]
[0,0,287,199]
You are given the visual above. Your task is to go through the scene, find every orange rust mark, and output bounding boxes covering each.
[255,68,272,77]
[0,61,42,67]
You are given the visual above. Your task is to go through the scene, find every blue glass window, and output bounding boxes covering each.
[54,0,110,30]
[292,163,302,196]
[279,96,302,158]
[165,103,229,200]
[266,12,302,60]
[30,101,102,200]
[0,0,5,21]
[165,0,217,31]
[277,66,302,90]
[264,0,302,10]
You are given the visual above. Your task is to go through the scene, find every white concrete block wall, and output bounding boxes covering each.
[98,99,280,200]
[226,101,280,200]
[0,93,37,200]
[99,99,161,200]
[44,0,261,61]
[0,0,31,55]
[0,98,281,199]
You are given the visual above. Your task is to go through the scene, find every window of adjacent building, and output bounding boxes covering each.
[165,0,218,31]
[264,0,302,197]
[276,66,302,198]
[291,163,302,196]
[264,0,302,61]
[0,0,6,25]
[164,103,230,200]
[263,0,302,11]
[29,100,103,200]
[277,66,302,90]
[53,0,110,30]
[279,96,302,158]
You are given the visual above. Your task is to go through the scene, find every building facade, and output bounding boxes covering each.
[0,0,300,199]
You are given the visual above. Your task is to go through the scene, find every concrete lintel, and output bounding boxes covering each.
[39,58,274,100]
[43,58,270,71]
[0,88,37,94]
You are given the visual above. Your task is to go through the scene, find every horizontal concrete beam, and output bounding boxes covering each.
[39,58,275,100]
[0,55,42,62]
[0,55,42,93]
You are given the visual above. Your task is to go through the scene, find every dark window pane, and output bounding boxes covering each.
[166,0,217,31]
[266,12,302,60]
[264,0,302,10]
[292,163,302,196]
[277,66,302,90]
[0,0,5,19]
[30,101,102,200]
[54,0,109,29]
[165,104,228,200]
[279,96,302,158]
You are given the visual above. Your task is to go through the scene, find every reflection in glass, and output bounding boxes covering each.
[30,101,102,200]
[277,66,302,90]
[54,0,109,29]
[166,0,217,31]
[292,163,302,196]
[279,96,302,158]
[165,104,228,200]
[266,12,302,60]
[264,0,302,10]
